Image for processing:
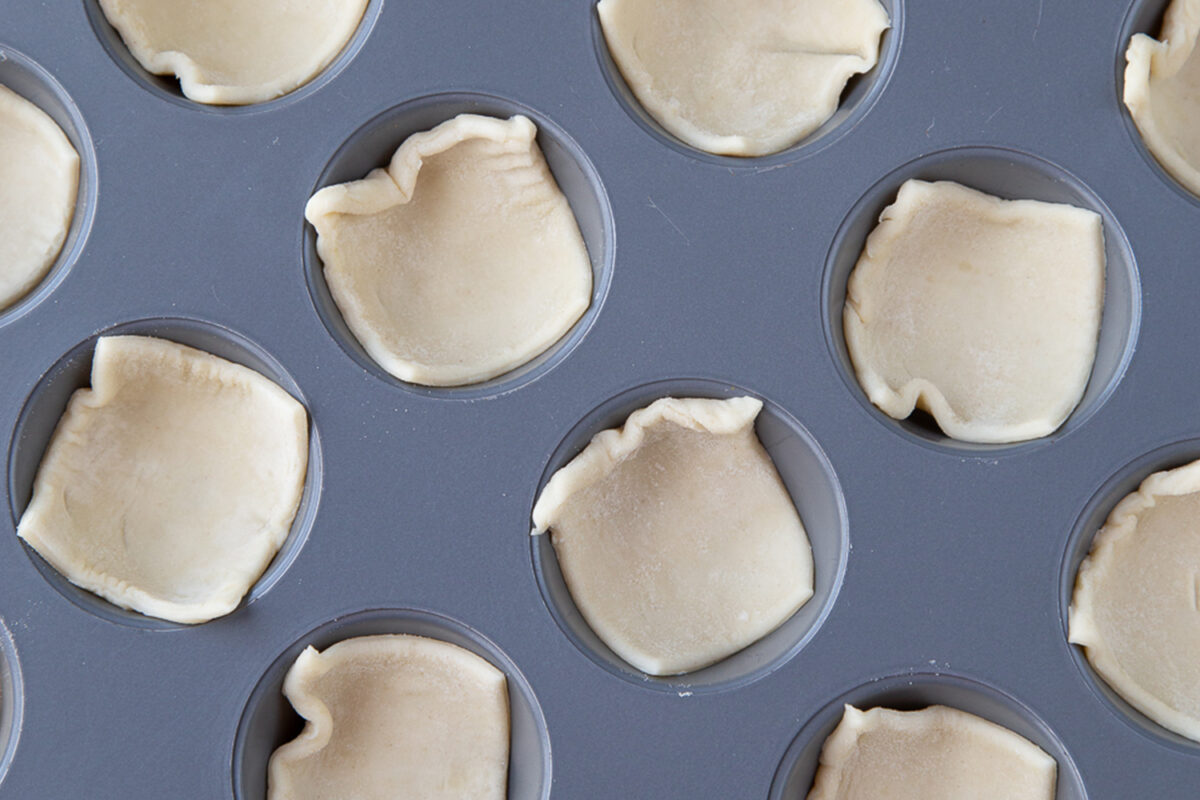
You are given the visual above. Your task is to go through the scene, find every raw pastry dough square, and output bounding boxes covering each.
[269,634,509,800]
[808,704,1057,800]
[598,0,890,156]
[844,179,1105,444]
[307,114,592,386]
[17,336,308,624]
[0,84,78,311]
[1125,0,1200,197]
[97,0,369,104]
[532,396,813,675]
[1069,459,1200,742]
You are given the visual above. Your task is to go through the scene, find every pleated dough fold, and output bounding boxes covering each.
[307,114,592,386]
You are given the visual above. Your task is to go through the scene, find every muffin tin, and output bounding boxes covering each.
[0,1,1197,797]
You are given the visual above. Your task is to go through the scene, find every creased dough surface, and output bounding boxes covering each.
[808,705,1057,800]
[269,634,510,800]
[597,0,890,156]
[1125,0,1200,196]
[0,84,78,311]
[96,0,369,105]
[307,114,592,386]
[532,396,813,675]
[844,179,1104,444]
[17,336,308,624]
[1069,459,1200,742]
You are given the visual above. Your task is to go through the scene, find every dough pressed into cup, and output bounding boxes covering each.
[0,84,79,311]
[17,335,308,624]
[597,0,890,156]
[532,396,813,675]
[269,634,510,800]
[96,0,369,105]
[844,179,1105,444]
[306,113,592,387]
[1124,0,1200,197]
[1069,459,1200,742]
[808,704,1057,800]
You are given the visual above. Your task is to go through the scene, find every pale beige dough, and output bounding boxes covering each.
[0,84,79,311]
[306,114,592,386]
[808,704,1057,800]
[1124,0,1200,197]
[17,336,308,624]
[269,634,509,800]
[531,396,813,675]
[844,179,1105,444]
[1069,459,1200,742]
[97,0,368,105]
[597,0,890,156]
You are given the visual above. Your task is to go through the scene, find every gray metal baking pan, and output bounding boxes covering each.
[0,0,1196,797]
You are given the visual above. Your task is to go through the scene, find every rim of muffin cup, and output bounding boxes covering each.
[5,316,323,630]
[589,0,906,167]
[0,619,24,791]
[821,144,1142,457]
[1059,436,1200,756]
[81,0,384,114]
[0,45,98,329]
[769,670,1089,799]
[231,607,551,800]
[529,377,849,695]
[1115,0,1200,208]
[301,91,616,400]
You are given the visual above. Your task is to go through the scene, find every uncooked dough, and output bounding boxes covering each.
[17,336,308,624]
[844,179,1105,444]
[306,113,592,386]
[1124,0,1200,197]
[96,0,369,105]
[531,396,813,675]
[597,0,890,156]
[808,704,1057,800]
[0,84,78,311]
[269,634,509,800]
[1069,459,1200,742]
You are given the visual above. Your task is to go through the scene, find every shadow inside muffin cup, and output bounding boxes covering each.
[1115,0,1200,207]
[0,619,24,791]
[590,0,905,167]
[530,378,849,694]
[822,145,1141,457]
[302,91,615,400]
[0,45,98,329]
[231,608,551,800]
[769,671,1088,799]
[6,317,323,630]
[1059,437,1200,756]
[80,0,384,114]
